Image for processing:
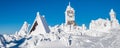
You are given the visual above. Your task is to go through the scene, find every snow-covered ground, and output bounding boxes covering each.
[0,22,120,48]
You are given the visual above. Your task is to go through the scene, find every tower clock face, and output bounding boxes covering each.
[67,10,74,17]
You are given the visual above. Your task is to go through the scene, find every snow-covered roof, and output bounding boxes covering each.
[29,12,50,35]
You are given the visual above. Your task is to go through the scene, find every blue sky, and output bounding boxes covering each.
[0,0,120,34]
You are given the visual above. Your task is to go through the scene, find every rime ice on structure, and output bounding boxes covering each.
[89,9,119,33]
[64,2,81,33]
[18,21,29,36]
[29,12,50,35]
[109,9,119,28]
[65,2,76,26]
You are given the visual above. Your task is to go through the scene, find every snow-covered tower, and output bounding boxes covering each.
[65,2,76,26]
[109,9,119,28]
[109,9,116,21]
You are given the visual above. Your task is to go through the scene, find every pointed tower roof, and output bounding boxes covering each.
[65,2,75,14]
[109,9,116,15]
[66,2,74,10]
[29,12,50,35]
[68,2,71,7]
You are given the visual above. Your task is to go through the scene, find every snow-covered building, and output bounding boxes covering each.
[17,21,29,37]
[109,9,119,28]
[29,12,50,35]
[89,18,111,32]
[89,9,119,33]
[65,2,76,26]
[63,2,87,33]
